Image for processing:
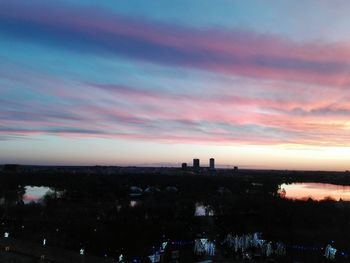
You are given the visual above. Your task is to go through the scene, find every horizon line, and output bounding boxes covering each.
[1,163,348,173]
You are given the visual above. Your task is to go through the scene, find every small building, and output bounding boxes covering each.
[181,163,187,170]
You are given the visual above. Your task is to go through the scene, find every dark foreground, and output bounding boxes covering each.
[0,165,349,262]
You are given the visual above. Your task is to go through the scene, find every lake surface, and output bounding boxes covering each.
[279,183,350,201]
[23,186,54,204]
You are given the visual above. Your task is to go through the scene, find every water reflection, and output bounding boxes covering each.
[23,186,55,204]
[279,183,350,201]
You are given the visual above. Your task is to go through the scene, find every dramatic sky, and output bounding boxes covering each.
[1,0,350,170]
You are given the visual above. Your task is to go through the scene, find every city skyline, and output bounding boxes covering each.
[2,1,350,170]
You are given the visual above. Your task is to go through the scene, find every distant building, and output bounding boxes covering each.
[193,159,200,169]
[181,163,187,170]
[234,166,238,172]
[209,158,215,170]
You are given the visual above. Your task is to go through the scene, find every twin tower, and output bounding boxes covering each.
[182,158,215,170]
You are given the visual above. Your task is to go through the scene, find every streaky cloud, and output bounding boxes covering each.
[1,1,350,86]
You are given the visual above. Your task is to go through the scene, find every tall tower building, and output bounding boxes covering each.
[193,159,200,169]
[209,158,215,170]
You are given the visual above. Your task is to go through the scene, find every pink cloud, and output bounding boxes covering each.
[2,2,350,147]
[2,76,350,146]
[2,1,350,86]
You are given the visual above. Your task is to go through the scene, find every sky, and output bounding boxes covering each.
[1,0,350,170]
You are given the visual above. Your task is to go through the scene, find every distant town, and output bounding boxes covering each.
[0,158,240,177]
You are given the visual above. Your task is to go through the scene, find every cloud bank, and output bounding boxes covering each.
[1,1,350,147]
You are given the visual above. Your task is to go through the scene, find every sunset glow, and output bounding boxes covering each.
[1,0,350,170]
[280,183,350,201]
